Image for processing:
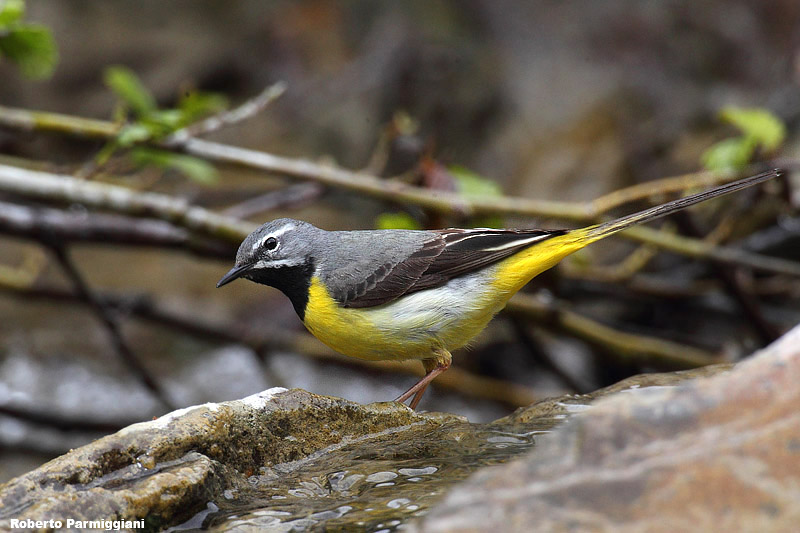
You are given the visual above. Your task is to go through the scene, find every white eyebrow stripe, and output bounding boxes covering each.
[251,223,295,251]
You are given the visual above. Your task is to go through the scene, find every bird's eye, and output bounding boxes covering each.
[265,237,278,250]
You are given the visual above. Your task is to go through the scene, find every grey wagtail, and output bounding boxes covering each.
[217,169,782,408]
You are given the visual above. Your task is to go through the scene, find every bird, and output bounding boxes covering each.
[217,169,782,409]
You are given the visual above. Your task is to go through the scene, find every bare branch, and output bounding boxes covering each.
[0,104,775,219]
[166,82,287,143]
[0,164,254,242]
[49,246,175,410]
[506,293,720,369]
[0,162,797,278]
[220,182,324,219]
[0,200,233,257]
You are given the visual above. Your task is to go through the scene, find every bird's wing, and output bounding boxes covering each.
[341,228,565,308]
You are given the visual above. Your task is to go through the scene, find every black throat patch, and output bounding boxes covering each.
[245,259,315,320]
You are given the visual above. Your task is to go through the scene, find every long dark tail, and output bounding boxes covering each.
[582,168,783,241]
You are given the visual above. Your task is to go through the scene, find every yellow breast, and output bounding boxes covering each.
[303,275,500,362]
[303,277,387,360]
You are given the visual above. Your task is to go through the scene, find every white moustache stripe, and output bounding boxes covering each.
[253,258,304,269]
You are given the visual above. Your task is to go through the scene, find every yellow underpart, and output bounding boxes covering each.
[303,276,437,361]
[489,227,597,299]
[302,227,598,363]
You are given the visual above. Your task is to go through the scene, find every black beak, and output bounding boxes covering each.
[216,263,254,288]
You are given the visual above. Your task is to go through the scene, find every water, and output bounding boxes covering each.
[172,414,559,531]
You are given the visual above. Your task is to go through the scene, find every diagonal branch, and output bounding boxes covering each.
[48,245,175,410]
[506,293,720,369]
[0,200,234,257]
[0,163,254,241]
[166,81,286,142]
[0,104,770,220]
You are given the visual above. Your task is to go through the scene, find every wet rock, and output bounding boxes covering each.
[0,365,724,531]
[0,389,449,531]
[418,324,800,533]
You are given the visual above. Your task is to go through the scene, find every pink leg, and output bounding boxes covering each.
[394,350,451,409]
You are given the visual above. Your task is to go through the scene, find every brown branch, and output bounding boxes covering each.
[0,164,254,242]
[0,200,234,257]
[561,240,659,283]
[589,170,741,214]
[0,104,782,219]
[176,137,588,219]
[506,293,720,369]
[49,245,175,411]
[0,104,792,276]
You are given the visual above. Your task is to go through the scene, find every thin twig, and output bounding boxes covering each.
[561,241,659,283]
[0,105,790,269]
[220,182,324,219]
[506,293,720,369]
[177,137,588,219]
[620,224,800,277]
[509,317,588,393]
[165,82,287,143]
[675,210,780,344]
[590,170,739,214]
[48,245,175,410]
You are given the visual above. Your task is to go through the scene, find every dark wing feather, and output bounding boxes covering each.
[340,235,446,308]
[342,228,565,308]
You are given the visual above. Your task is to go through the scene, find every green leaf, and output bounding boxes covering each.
[144,109,186,131]
[448,165,504,227]
[701,136,756,172]
[376,212,421,230]
[719,107,786,152]
[104,66,156,116]
[179,91,228,123]
[130,147,218,184]
[0,24,57,79]
[448,165,503,198]
[0,0,25,28]
[115,123,152,146]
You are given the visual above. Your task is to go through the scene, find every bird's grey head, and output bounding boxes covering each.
[216,218,320,289]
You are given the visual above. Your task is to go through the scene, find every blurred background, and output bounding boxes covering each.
[1,0,800,481]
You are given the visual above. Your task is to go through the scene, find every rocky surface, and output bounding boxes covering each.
[1,324,797,532]
[0,389,449,531]
[0,365,730,532]
[418,324,800,533]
